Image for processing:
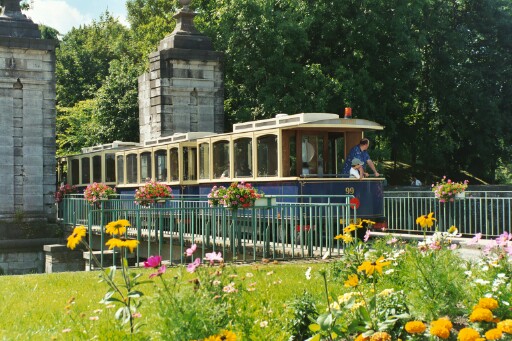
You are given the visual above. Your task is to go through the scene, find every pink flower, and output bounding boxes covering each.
[149,265,166,278]
[363,229,371,242]
[144,255,162,268]
[186,258,201,273]
[205,251,223,264]
[505,244,512,256]
[185,244,197,257]
[467,233,482,245]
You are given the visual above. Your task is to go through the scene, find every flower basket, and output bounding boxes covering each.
[208,182,264,209]
[84,183,116,207]
[134,180,173,207]
[432,176,468,203]
[54,183,78,203]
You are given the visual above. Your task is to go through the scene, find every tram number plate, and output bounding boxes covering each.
[339,218,362,225]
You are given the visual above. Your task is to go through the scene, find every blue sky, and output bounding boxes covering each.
[24,0,128,35]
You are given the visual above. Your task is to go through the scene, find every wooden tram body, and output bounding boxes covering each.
[57,113,386,223]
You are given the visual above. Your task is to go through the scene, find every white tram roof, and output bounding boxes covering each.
[233,112,384,132]
[81,141,140,154]
[142,132,214,147]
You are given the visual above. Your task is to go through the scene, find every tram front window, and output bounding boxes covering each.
[234,138,252,177]
[117,155,124,184]
[126,154,138,183]
[184,147,197,181]
[257,135,277,177]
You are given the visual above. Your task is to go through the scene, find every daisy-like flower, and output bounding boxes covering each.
[105,219,130,236]
[144,255,162,268]
[305,267,312,280]
[67,226,87,250]
[218,330,237,341]
[120,239,139,253]
[186,258,201,273]
[149,265,166,279]
[105,238,139,253]
[344,274,358,287]
[185,244,197,257]
[357,256,391,276]
[343,224,357,233]
[416,212,436,229]
[205,251,223,264]
[334,233,353,243]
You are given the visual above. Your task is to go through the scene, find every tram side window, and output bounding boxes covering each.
[81,157,90,184]
[117,155,124,184]
[92,155,102,183]
[184,147,197,180]
[140,152,152,181]
[301,135,324,175]
[213,140,230,179]
[234,138,252,177]
[257,135,278,177]
[199,143,209,180]
[71,159,79,185]
[155,150,167,182]
[170,148,179,181]
[126,154,138,184]
[105,153,115,182]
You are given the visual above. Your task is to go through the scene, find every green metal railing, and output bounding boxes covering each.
[60,195,356,267]
[384,190,512,237]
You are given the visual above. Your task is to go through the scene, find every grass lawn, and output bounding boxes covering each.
[0,261,326,340]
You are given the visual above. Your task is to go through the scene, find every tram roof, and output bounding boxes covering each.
[232,113,384,133]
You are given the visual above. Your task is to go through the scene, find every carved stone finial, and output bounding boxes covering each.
[2,0,23,18]
[179,0,192,9]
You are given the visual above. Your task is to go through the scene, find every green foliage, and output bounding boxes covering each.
[286,291,318,340]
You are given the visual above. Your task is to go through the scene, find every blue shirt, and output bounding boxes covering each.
[342,145,370,174]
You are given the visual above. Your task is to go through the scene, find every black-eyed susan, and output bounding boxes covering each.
[218,329,237,341]
[415,212,436,229]
[334,233,353,243]
[362,219,376,226]
[105,219,130,236]
[344,274,359,287]
[343,224,357,233]
[121,239,139,253]
[357,256,391,276]
[67,225,87,250]
[105,238,123,250]
[106,238,139,253]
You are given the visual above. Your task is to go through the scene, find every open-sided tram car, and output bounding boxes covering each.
[57,113,386,226]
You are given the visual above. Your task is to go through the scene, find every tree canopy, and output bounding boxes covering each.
[54,0,512,184]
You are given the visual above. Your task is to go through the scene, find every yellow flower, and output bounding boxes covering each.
[485,328,503,340]
[362,219,376,226]
[335,233,353,243]
[430,318,452,339]
[416,212,436,229]
[475,297,499,310]
[67,226,87,250]
[120,239,139,253]
[105,219,130,236]
[369,331,391,341]
[469,307,494,322]
[344,274,359,287]
[218,330,236,341]
[106,238,123,250]
[405,321,426,334]
[448,225,458,234]
[355,334,370,341]
[457,327,481,341]
[497,319,512,334]
[344,224,357,233]
[204,336,220,341]
[357,256,391,276]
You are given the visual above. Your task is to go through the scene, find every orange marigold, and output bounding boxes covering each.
[430,325,450,339]
[497,319,512,334]
[469,307,494,323]
[457,327,481,341]
[355,334,370,341]
[485,328,503,340]
[405,321,426,334]
[369,332,392,341]
[475,297,499,310]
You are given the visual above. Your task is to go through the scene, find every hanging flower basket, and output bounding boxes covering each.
[84,183,116,207]
[134,180,173,207]
[208,182,264,209]
[432,176,468,203]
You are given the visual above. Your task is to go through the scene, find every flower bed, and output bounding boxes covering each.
[134,180,173,206]
[432,176,469,202]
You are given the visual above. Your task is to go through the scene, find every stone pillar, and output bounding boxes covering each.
[0,2,57,224]
[138,1,224,142]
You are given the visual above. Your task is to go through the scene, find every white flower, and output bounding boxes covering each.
[260,320,268,328]
[305,267,312,280]
[474,278,490,285]
[464,270,472,276]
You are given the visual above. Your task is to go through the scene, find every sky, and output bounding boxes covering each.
[24,0,128,35]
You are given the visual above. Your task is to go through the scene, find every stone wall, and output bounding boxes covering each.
[0,238,61,274]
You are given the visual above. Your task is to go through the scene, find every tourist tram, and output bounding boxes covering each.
[57,113,386,225]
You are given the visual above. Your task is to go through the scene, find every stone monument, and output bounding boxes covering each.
[138,0,224,142]
[0,0,59,274]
